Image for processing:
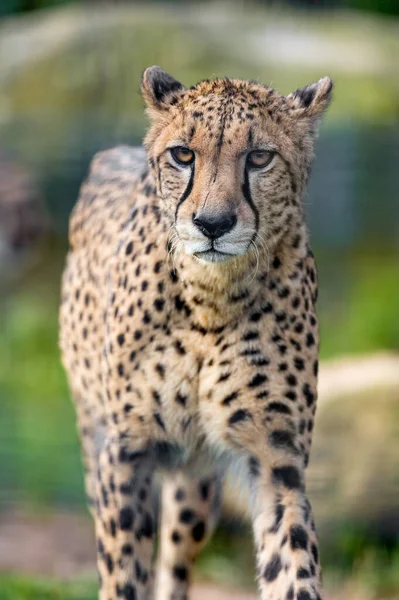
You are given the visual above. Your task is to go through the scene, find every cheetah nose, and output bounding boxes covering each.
[192,212,237,239]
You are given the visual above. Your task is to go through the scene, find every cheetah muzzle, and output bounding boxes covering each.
[60,65,333,600]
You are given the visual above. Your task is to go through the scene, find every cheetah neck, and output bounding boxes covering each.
[173,221,309,330]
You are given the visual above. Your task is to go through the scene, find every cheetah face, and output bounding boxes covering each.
[142,67,332,265]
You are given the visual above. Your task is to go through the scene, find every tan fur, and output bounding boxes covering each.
[60,67,332,600]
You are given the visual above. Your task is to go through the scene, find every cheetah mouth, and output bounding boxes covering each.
[193,249,235,263]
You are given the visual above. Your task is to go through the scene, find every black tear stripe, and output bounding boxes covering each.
[175,164,195,220]
[242,167,260,236]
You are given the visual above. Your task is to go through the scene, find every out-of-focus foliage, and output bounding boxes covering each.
[1,0,399,18]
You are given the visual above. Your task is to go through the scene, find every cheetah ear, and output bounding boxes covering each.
[141,66,186,111]
[287,77,333,123]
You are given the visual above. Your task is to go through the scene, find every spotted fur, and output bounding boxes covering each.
[59,66,333,600]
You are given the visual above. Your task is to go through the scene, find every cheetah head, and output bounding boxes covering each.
[142,67,332,265]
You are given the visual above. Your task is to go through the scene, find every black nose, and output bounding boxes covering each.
[193,212,237,239]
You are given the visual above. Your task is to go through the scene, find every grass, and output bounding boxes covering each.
[0,575,96,600]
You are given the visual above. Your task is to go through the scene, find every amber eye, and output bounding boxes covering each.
[170,146,195,166]
[247,150,274,169]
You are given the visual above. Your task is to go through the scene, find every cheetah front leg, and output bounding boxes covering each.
[155,471,222,600]
[249,456,322,600]
[95,437,155,600]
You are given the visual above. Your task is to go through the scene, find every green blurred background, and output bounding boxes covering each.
[0,1,398,599]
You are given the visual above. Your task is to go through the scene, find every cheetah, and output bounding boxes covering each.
[59,66,333,600]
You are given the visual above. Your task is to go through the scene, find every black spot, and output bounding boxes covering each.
[290,525,308,550]
[249,456,261,477]
[118,448,145,463]
[249,312,262,322]
[228,409,252,426]
[278,287,290,299]
[117,363,124,377]
[297,567,311,578]
[248,373,268,388]
[155,363,165,378]
[242,330,259,341]
[297,591,312,600]
[272,256,281,269]
[175,488,185,501]
[136,512,153,539]
[110,518,116,537]
[292,297,300,309]
[306,332,315,347]
[269,430,297,454]
[119,507,135,530]
[122,583,136,600]
[286,374,297,386]
[125,241,133,255]
[251,356,270,366]
[286,585,294,600]
[154,412,166,431]
[262,301,273,313]
[266,402,291,415]
[272,466,302,489]
[135,560,142,582]
[269,502,285,533]
[294,357,305,371]
[199,480,210,501]
[152,390,161,404]
[120,481,134,495]
[222,390,239,406]
[104,553,113,574]
[174,339,186,354]
[154,260,163,273]
[173,564,188,581]
[117,333,125,346]
[122,544,133,555]
[275,311,287,323]
[162,384,180,406]
[285,390,297,401]
[192,521,206,542]
[303,383,315,406]
[172,530,181,544]
[154,298,165,312]
[311,543,319,564]
[170,269,178,283]
[180,508,195,524]
[263,552,282,582]
[218,372,231,383]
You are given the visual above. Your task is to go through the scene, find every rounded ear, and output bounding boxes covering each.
[141,66,186,111]
[287,76,333,119]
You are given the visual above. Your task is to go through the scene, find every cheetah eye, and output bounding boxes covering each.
[247,150,275,169]
[170,147,195,166]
